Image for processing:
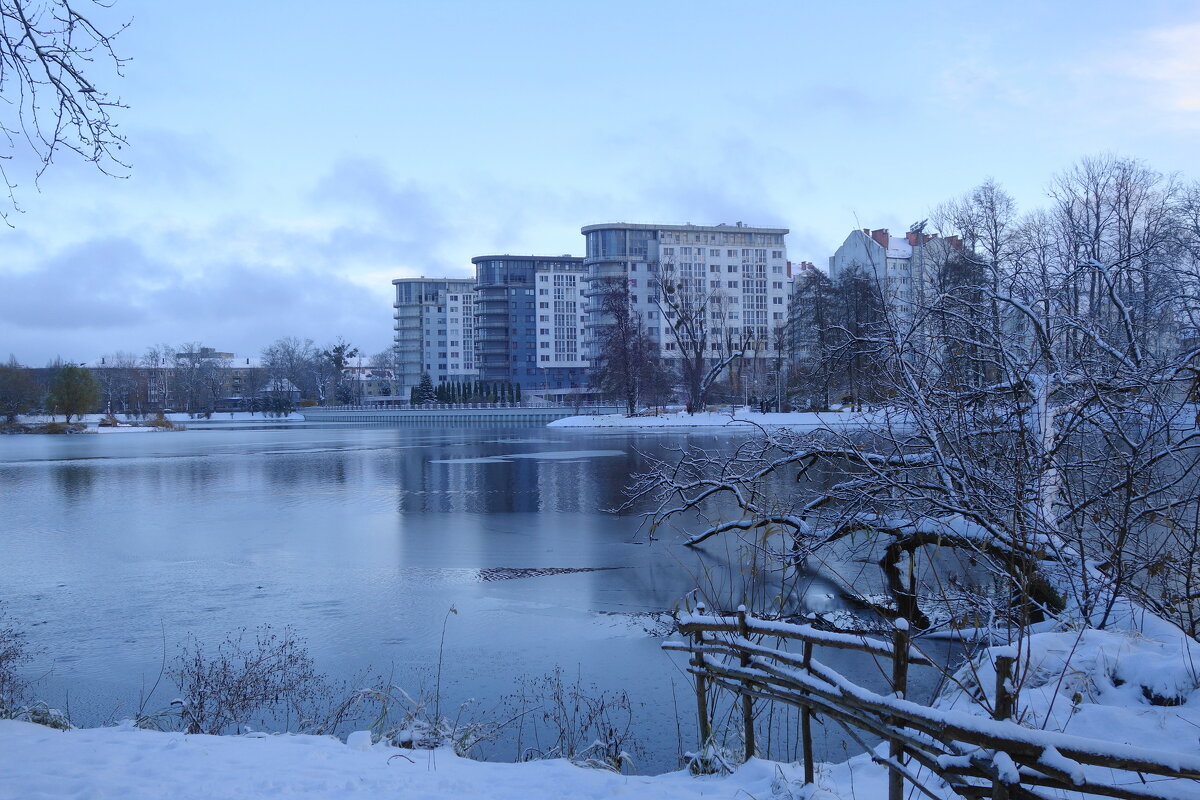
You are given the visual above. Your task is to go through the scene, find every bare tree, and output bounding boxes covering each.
[141,343,174,410]
[591,278,672,415]
[627,157,1200,643]
[0,0,128,218]
[652,261,752,413]
[261,336,318,403]
[94,350,138,414]
[369,345,403,399]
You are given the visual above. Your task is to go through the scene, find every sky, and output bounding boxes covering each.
[3,0,1200,365]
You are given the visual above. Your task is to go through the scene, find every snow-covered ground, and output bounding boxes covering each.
[4,603,1196,799]
[0,720,805,800]
[549,408,893,430]
[13,412,304,432]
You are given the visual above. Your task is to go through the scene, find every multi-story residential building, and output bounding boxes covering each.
[827,228,963,308]
[783,260,822,363]
[580,222,791,393]
[471,255,588,397]
[391,278,477,398]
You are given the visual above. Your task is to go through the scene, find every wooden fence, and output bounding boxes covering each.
[664,604,1200,800]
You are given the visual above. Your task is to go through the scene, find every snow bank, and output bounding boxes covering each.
[17,412,304,430]
[549,408,894,431]
[0,719,802,800]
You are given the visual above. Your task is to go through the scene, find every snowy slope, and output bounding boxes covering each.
[0,720,803,800]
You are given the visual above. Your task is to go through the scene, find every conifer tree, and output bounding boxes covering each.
[415,374,436,405]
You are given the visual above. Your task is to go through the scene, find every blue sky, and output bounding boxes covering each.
[3,0,1199,364]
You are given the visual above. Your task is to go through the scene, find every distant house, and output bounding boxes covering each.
[262,377,301,403]
[341,366,396,401]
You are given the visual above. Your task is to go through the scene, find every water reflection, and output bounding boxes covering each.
[0,423,927,773]
[53,464,94,501]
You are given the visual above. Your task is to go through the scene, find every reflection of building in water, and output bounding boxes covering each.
[391,441,543,514]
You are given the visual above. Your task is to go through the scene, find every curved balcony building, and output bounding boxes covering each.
[471,255,588,398]
[580,222,791,386]
[392,278,476,397]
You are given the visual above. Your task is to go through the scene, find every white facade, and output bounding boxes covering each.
[827,228,962,309]
[533,267,587,371]
[581,222,791,365]
[391,278,476,397]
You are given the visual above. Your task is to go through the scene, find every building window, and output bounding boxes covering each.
[727,265,738,272]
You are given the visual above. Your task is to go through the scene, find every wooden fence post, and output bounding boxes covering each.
[889,618,910,800]
[992,654,1015,800]
[993,654,1015,722]
[737,605,755,762]
[693,602,711,749]
[801,639,815,785]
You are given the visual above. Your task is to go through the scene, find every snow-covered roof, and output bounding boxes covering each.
[886,236,912,258]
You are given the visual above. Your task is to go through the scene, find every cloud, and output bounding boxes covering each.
[1118,23,1200,114]
[0,237,155,329]
[0,221,395,364]
[310,157,461,272]
[626,133,805,230]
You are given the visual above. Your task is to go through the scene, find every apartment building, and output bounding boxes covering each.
[827,228,963,308]
[471,255,588,396]
[580,222,791,385]
[391,278,477,398]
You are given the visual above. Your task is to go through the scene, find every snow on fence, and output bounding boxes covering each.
[665,606,1200,800]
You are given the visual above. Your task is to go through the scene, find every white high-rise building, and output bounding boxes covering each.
[391,278,476,397]
[580,222,791,385]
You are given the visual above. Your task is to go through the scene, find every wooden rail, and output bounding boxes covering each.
[666,608,1200,800]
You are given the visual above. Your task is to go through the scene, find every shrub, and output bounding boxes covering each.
[508,667,641,772]
[318,682,500,757]
[0,611,31,715]
[145,413,176,429]
[168,625,325,734]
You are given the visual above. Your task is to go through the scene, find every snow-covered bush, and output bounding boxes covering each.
[0,610,31,715]
[167,624,325,735]
[317,683,499,758]
[507,667,641,773]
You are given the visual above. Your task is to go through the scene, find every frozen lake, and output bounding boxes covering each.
[0,421,951,772]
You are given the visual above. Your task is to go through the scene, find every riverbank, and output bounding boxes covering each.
[549,408,893,430]
[8,411,304,433]
[3,605,1197,799]
[0,720,808,799]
